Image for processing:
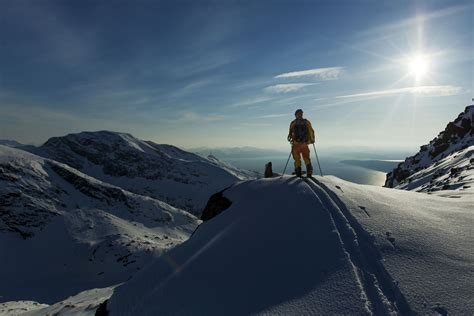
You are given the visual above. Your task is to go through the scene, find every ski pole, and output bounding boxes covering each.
[281,147,293,177]
[312,143,324,176]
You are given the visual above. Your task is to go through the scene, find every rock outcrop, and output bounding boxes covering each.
[385,105,473,192]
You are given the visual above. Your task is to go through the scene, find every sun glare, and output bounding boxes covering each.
[408,54,430,80]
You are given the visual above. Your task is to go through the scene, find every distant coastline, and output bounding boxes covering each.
[340,159,402,173]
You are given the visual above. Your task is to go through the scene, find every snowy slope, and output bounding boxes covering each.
[37,131,254,215]
[0,286,115,316]
[385,105,473,193]
[107,176,370,315]
[18,285,116,316]
[394,145,474,196]
[315,176,473,315]
[0,145,199,304]
[106,176,473,315]
[0,139,24,148]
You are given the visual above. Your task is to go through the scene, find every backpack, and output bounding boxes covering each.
[293,119,308,142]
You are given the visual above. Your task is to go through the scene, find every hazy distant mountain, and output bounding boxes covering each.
[36,131,255,215]
[385,105,473,194]
[0,145,199,303]
[190,146,287,159]
[205,154,260,178]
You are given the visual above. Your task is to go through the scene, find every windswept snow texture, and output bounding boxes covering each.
[386,105,473,193]
[395,145,474,196]
[38,131,254,215]
[0,145,199,304]
[108,176,473,315]
[19,285,117,316]
[0,286,115,316]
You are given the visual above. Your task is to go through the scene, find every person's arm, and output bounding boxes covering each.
[287,121,295,143]
[307,120,315,143]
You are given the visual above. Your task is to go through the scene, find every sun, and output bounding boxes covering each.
[408,54,430,81]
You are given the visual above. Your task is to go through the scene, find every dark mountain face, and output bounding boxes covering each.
[385,105,473,189]
[0,158,61,239]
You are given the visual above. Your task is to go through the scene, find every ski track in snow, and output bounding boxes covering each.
[302,177,414,315]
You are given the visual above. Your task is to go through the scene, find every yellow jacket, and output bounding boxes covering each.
[288,119,315,144]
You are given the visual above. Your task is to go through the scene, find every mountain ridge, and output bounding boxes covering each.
[385,105,473,193]
[33,130,255,215]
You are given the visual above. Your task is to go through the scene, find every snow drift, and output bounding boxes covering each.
[107,176,473,315]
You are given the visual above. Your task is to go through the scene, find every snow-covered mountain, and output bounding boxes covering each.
[4,119,473,314]
[0,145,199,304]
[385,105,473,194]
[104,176,473,315]
[190,146,287,159]
[0,140,24,148]
[36,131,255,215]
[1,285,116,315]
[205,154,260,179]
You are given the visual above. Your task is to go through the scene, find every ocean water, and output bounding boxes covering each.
[226,155,401,187]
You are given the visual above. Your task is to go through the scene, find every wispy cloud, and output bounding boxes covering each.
[275,67,344,80]
[179,111,226,123]
[264,83,317,94]
[226,96,276,108]
[166,78,216,100]
[258,113,288,119]
[335,85,463,99]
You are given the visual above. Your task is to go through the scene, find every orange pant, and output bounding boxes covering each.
[292,143,311,168]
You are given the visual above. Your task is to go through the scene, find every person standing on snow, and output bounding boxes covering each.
[287,109,315,177]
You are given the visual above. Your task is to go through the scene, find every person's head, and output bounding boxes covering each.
[295,109,303,119]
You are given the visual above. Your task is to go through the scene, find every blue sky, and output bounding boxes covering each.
[0,0,472,150]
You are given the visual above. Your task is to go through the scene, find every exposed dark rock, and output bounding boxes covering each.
[95,299,109,316]
[49,162,132,208]
[200,189,232,222]
[385,105,473,188]
[0,161,61,238]
[264,162,273,178]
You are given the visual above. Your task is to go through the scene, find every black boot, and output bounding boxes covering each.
[306,163,313,177]
[294,167,302,177]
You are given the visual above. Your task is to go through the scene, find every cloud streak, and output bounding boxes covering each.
[258,113,288,118]
[264,83,317,94]
[179,111,226,123]
[335,85,463,99]
[226,96,276,108]
[275,67,344,80]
